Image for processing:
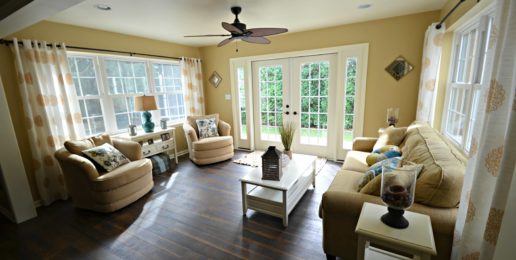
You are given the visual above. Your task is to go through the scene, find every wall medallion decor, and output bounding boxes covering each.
[385,56,414,81]
[209,71,222,88]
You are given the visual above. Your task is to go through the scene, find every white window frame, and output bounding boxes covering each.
[441,5,496,153]
[68,51,186,136]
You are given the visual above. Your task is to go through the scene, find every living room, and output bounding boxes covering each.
[0,0,514,259]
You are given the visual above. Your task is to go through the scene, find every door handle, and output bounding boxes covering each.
[293,111,298,115]
[285,111,290,115]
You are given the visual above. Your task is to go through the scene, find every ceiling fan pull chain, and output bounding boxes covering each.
[236,40,239,53]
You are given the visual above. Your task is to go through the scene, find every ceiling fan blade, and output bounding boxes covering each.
[184,34,231,37]
[218,37,235,47]
[248,28,288,37]
[242,36,271,44]
[222,22,242,34]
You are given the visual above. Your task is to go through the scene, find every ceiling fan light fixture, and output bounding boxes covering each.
[95,4,112,11]
[357,4,372,9]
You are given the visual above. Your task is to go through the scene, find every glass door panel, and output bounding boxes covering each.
[291,54,337,157]
[252,59,289,150]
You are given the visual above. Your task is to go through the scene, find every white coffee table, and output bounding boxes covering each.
[239,153,317,227]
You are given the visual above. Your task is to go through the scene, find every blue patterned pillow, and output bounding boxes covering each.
[196,118,219,139]
[357,157,402,191]
[82,143,130,172]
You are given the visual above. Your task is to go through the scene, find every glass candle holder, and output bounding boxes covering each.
[386,107,399,126]
[380,161,417,229]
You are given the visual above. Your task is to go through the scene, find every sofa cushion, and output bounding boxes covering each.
[342,151,370,172]
[373,126,407,151]
[91,159,152,191]
[327,169,364,193]
[193,136,233,151]
[402,122,466,208]
[187,114,219,137]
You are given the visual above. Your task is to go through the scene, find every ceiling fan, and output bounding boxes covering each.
[185,6,288,47]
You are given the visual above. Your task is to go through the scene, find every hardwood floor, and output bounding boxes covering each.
[0,151,341,259]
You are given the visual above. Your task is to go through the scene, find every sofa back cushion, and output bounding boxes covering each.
[402,122,466,208]
[373,126,407,151]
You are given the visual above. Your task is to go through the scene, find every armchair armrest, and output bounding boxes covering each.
[54,148,100,181]
[218,120,231,136]
[183,122,199,143]
[112,139,142,161]
[352,137,378,152]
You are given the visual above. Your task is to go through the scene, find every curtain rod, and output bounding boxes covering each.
[0,39,198,61]
[436,0,473,29]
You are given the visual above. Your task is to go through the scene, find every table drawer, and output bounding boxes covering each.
[156,139,174,152]
[141,145,156,156]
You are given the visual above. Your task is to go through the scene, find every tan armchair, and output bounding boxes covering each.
[54,134,153,212]
[183,114,234,165]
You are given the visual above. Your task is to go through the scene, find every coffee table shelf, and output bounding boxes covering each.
[240,153,317,227]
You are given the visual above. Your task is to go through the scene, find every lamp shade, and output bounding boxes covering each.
[134,95,157,111]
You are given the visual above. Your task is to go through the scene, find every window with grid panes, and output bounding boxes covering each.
[343,57,357,149]
[67,53,186,136]
[443,14,494,152]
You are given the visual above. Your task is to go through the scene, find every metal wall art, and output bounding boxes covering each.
[385,56,414,81]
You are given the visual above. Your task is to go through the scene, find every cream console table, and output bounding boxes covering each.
[115,128,178,164]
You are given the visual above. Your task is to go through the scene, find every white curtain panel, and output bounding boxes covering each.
[453,1,516,259]
[180,57,205,116]
[416,23,445,125]
[11,38,85,206]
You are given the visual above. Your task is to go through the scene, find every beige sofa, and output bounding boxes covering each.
[320,122,467,260]
[55,134,153,212]
[183,114,234,165]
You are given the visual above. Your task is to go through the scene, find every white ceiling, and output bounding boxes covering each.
[47,0,447,47]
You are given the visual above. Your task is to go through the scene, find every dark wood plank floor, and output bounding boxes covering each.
[0,151,341,259]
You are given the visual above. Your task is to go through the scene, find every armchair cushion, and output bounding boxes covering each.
[64,133,113,155]
[187,114,219,136]
[82,143,130,172]
[92,159,152,191]
[192,136,233,151]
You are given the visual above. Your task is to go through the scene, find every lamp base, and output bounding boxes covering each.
[142,111,155,133]
[381,207,409,229]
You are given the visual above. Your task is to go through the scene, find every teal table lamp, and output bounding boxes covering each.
[134,95,158,133]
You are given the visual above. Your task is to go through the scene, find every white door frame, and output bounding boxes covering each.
[229,43,369,160]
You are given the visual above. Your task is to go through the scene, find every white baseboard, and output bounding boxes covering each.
[169,149,188,159]
[34,199,42,208]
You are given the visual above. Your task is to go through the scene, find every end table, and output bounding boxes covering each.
[355,202,437,260]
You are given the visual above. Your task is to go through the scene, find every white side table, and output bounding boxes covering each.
[114,128,178,164]
[355,203,437,260]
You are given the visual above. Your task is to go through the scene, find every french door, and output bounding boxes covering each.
[251,54,337,157]
[232,44,369,160]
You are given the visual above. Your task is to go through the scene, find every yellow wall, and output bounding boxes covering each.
[0,21,200,201]
[200,11,440,138]
[433,0,483,130]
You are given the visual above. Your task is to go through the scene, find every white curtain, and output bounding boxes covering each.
[180,57,205,116]
[12,38,85,205]
[453,1,516,259]
[416,23,445,125]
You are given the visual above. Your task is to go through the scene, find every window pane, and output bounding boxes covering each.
[105,59,148,94]
[343,57,358,149]
[237,67,247,140]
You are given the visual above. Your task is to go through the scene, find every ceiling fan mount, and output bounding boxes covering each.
[184,6,288,47]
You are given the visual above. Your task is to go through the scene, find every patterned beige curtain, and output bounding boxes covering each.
[180,57,205,116]
[12,38,85,205]
[452,1,516,259]
[416,23,445,125]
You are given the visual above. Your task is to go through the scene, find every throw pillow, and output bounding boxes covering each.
[196,118,219,139]
[358,157,402,191]
[373,126,408,151]
[366,145,402,166]
[82,143,130,172]
[187,114,219,136]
